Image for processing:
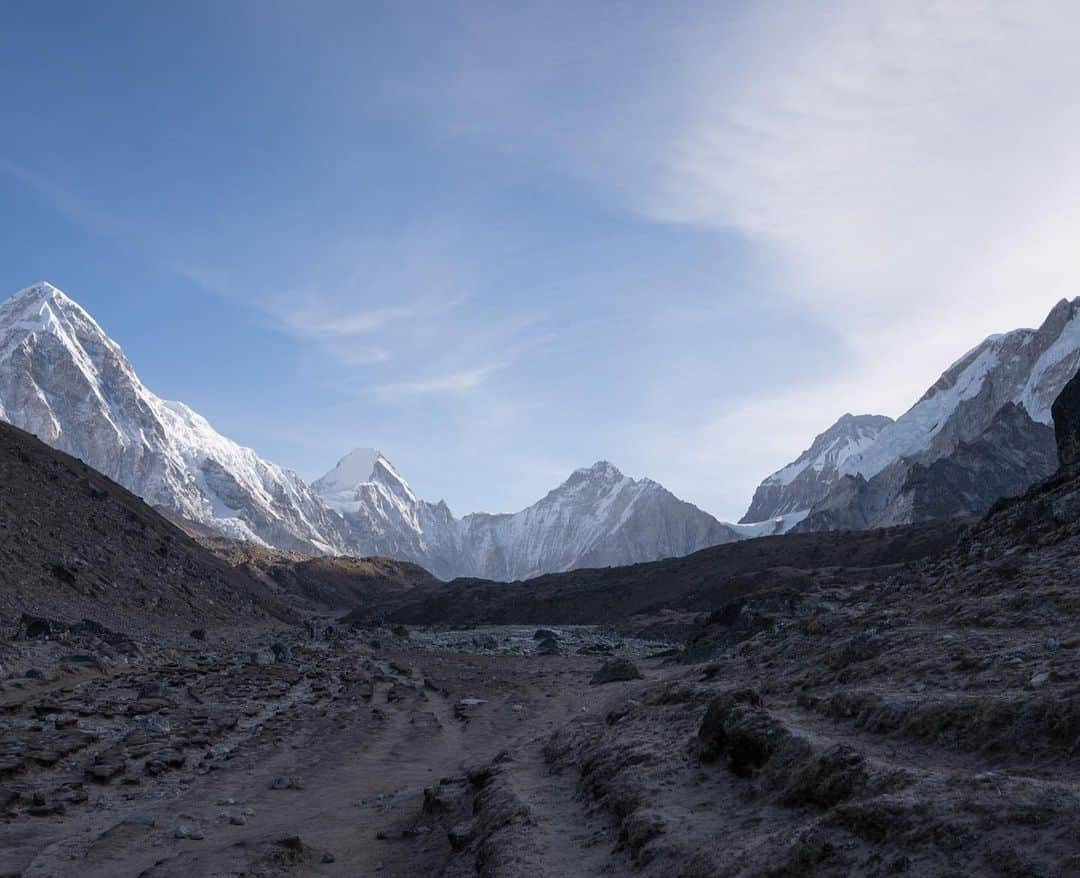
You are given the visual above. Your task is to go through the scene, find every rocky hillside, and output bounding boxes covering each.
[0,418,295,638]
[345,516,967,628]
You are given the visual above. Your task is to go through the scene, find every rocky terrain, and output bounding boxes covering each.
[6,307,1080,874]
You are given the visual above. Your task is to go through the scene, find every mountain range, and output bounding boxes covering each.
[0,282,738,580]
[3,281,1078,579]
[745,297,1080,531]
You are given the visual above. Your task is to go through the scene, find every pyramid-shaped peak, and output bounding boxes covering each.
[3,281,98,330]
[315,448,384,494]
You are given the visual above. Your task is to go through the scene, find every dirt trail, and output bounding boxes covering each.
[1,632,648,878]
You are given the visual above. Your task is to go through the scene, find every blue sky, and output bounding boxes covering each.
[2,2,1078,519]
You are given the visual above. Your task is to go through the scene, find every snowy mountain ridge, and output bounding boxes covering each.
[0,282,351,554]
[312,453,740,581]
[0,282,740,580]
[747,296,1080,530]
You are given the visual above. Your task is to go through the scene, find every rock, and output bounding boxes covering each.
[1030,672,1050,688]
[249,649,273,667]
[321,851,336,863]
[1046,636,1060,651]
[447,820,475,851]
[276,835,303,850]
[25,668,44,679]
[535,637,560,656]
[189,628,207,641]
[391,624,410,638]
[472,634,498,651]
[18,613,68,640]
[533,628,559,641]
[270,642,292,663]
[590,658,643,685]
[229,814,246,826]
[137,681,169,700]
[86,759,126,783]
[132,715,171,736]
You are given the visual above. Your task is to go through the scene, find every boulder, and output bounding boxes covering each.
[590,658,643,685]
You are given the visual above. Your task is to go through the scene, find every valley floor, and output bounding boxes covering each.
[0,623,668,877]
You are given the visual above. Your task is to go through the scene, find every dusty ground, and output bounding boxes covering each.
[0,623,671,878]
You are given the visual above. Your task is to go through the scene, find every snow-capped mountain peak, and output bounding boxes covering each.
[0,282,749,582]
[0,282,351,555]
[740,413,893,523]
[312,448,417,511]
[313,448,384,495]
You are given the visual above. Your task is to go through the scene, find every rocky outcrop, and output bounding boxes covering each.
[1052,368,1080,470]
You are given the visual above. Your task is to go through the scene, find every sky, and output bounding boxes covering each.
[2,1,1080,520]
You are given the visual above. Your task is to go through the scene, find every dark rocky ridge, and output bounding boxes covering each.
[344,517,969,628]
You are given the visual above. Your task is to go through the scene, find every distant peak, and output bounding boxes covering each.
[570,460,625,482]
[313,446,417,502]
[12,281,76,308]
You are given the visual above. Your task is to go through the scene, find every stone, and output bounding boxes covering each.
[132,715,171,736]
[533,629,559,641]
[448,820,475,851]
[249,649,273,666]
[590,659,644,685]
[535,637,560,656]
[322,851,336,863]
[190,628,207,641]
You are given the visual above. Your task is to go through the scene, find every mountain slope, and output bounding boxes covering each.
[0,282,352,555]
[748,297,1080,531]
[740,413,893,523]
[0,283,741,579]
[0,417,295,635]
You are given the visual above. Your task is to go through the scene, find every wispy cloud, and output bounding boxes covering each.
[0,155,133,240]
[375,363,502,399]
